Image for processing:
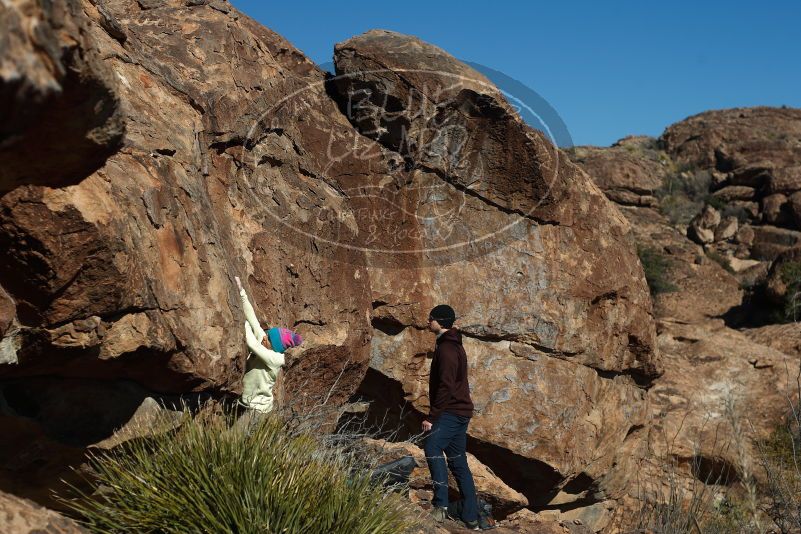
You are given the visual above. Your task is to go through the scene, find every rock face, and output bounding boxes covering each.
[331,29,659,512]
[0,0,657,520]
[0,0,124,194]
[569,107,801,531]
[637,317,799,488]
[1,0,376,506]
[568,136,666,207]
[0,0,376,398]
[0,2,661,526]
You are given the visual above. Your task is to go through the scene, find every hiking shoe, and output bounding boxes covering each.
[430,507,449,523]
[464,517,495,530]
[477,515,496,529]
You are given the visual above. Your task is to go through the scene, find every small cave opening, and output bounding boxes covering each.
[560,472,597,495]
[689,454,739,486]
[0,377,185,447]
[337,367,422,441]
[466,435,563,510]
[370,316,408,336]
[539,472,605,513]
[0,375,204,511]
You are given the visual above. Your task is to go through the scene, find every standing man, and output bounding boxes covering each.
[423,304,480,529]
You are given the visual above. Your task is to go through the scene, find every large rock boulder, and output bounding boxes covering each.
[0,0,375,398]
[688,204,721,244]
[333,29,659,375]
[0,0,379,507]
[331,30,659,513]
[568,136,666,207]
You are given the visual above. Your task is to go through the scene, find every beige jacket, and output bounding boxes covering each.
[239,288,285,413]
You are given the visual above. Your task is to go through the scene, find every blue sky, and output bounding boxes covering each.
[231,1,800,147]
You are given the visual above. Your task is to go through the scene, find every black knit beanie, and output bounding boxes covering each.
[429,304,456,329]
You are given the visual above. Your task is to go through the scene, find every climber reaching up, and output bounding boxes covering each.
[234,276,302,428]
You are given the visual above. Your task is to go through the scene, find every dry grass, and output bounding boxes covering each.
[628,371,801,534]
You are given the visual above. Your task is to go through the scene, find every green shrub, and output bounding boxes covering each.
[60,410,419,534]
[659,194,704,226]
[638,245,678,296]
[656,168,710,200]
[760,422,799,466]
[703,195,727,211]
[702,495,752,532]
[779,260,801,322]
[706,250,735,274]
[722,204,751,224]
[656,169,712,225]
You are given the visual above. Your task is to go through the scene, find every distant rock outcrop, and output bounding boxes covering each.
[664,107,801,263]
[573,108,801,271]
[569,136,666,207]
[569,106,801,530]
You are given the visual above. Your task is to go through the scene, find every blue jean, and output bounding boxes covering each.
[423,412,478,522]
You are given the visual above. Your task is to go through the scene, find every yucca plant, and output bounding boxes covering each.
[59,409,419,534]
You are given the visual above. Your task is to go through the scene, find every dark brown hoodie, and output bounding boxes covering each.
[427,328,474,421]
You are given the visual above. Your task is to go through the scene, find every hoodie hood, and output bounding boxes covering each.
[436,328,462,345]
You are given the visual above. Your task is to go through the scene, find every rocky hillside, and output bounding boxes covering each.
[1,0,799,532]
[569,106,801,529]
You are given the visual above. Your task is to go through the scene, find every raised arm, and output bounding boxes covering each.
[236,277,266,342]
[245,321,285,370]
